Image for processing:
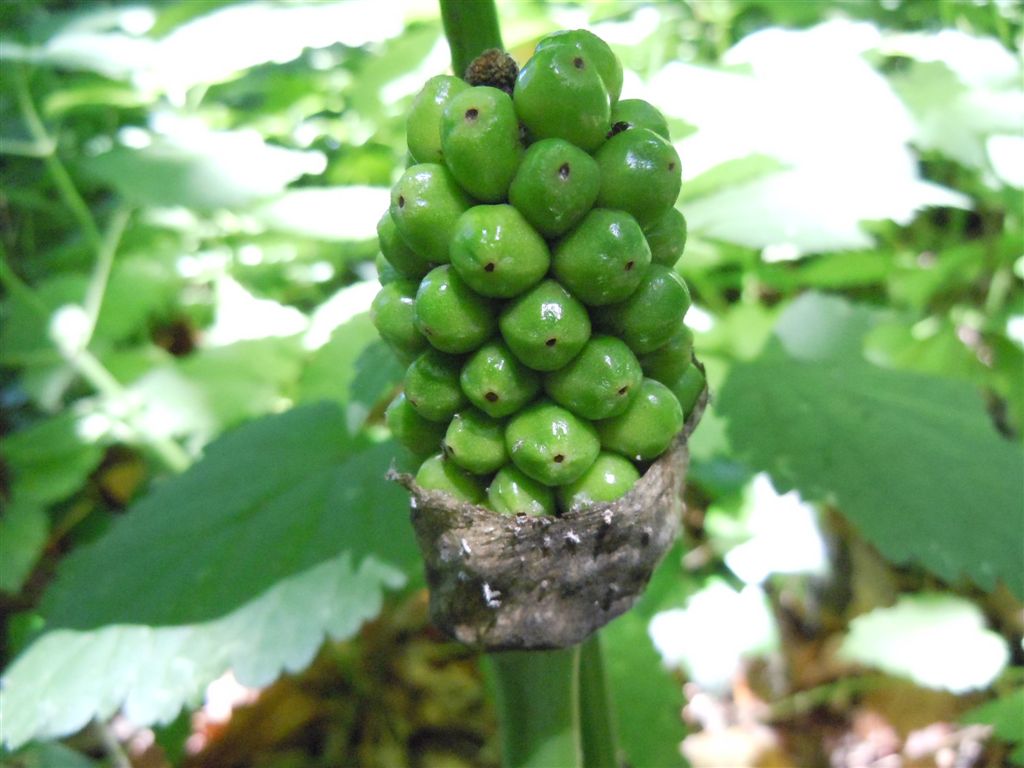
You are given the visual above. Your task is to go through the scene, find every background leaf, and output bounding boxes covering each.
[717,293,1024,597]
[0,552,404,749]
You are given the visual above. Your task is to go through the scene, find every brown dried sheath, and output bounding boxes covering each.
[390,377,707,651]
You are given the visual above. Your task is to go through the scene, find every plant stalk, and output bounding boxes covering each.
[578,634,620,768]
[439,0,503,77]
[486,647,582,768]
[436,4,619,767]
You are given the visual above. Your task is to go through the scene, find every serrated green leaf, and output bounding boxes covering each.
[0,502,48,594]
[2,412,105,506]
[0,552,404,749]
[717,293,1024,597]
[839,593,1009,692]
[39,401,418,630]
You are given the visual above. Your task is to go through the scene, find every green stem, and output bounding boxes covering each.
[578,634,619,768]
[486,647,582,768]
[439,0,503,77]
[14,67,103,253]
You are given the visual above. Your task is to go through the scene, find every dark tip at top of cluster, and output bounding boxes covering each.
[465,48,519,95]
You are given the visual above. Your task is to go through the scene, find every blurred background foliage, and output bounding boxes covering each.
[0,0,1022,766]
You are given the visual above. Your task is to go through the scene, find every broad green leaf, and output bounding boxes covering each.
[962,687,1024,765]
[39,401,418,629]
[0,502,48,594]
[2,412,105,506]
[0,552,404,749]
[717,293,1024,597]
[839,593,1010,692]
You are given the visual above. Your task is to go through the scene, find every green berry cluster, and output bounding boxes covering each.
[373,29,704,516]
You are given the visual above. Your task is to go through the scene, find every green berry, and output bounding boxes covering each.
[499,279,591,372]
[441,86,523,202]
[595,378,683,461]
[414,265,497,354]
[407,75,470,164]
[390,164,472,263]
[488,464,556,516]
[371,279,428,358]
[592,264,691,355]
[415,452,486,504]
[505,401,600,486]
[404,348,467,422]
[643,208,687,268]
[377,211,432,279]
[557,452,640,512]
[443,409,508,475]
[514,45,610,153]
[460,339,542,418]
[552,209,652,306]
[535,29,623,104]
[508,138,600,238]
[385,393,447,457]
[595,128,681,226]
[375,252,400,285]
[449,205,550,298]
[637,326,694,386]
[669,363,706,420]
[610,98,670,139]
[544,335,642,420]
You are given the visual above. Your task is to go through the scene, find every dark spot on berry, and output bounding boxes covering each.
[608,121,630,138]
[640,530,651,546]
[558,163,570,180]
[422,326,432,336]
[484,262,495,272]
[617,386,629,395]
[668,162,676,171]
[545,337,557,347]
[465,108,479,121]
[553,454,565,463]
[485,391,499,402]
[397,195,405,208]
[625,260,635,271]
[573,57,584,69]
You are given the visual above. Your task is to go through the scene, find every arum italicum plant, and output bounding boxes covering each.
[374,1,708,765]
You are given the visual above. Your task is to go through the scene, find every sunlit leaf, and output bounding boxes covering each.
[718,293,1024,597]
[254,186,390,242]
[0,552,404,749]
[839,593,1010,692]
[82,128,325,210]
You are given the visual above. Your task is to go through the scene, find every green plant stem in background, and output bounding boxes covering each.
[439,0,503,77]
[486,647,582,768]
[578,634,620,768]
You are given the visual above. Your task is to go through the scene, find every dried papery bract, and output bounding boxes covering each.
[391,384,707,651]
